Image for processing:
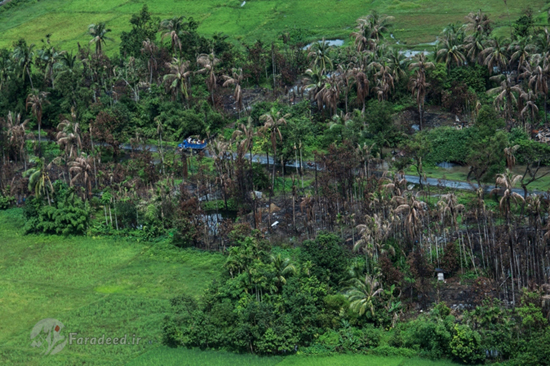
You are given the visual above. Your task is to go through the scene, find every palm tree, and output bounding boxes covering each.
[260,108,289,190]
[56,116,81,159]
[337,63,355,113]
[69,153,94,200]
[409,54,434,130]
[196,51,220,106]
[6,112,29,169]
[160,16,186,56]
[307,38,333,73]
[26,90,49,157]
[520,89,539,130]
[141,39,158,84]
[24,157,54,205]
[163,58,192,105]
[345,273,384,317]
[371,61,394,101]
[270,254,297,288]
[487,74,522,128]
[353,68,370,113]
[521,57,550,125]
[223,68,244,113]
[465,10,492,36]
[11,41,35,88]
[436,38,466,69]
[481,36,510,73]
[315,74,340,116]
[393,194,427,241]
[304,66,327,110]
[510,37,535,75]
[88,22,112,55]
[490,170,524,216]
[351,11,394,51]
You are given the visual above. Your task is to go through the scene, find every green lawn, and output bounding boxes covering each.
[0,208,224,365]
[0,0,545,52]
[127,347,459,366]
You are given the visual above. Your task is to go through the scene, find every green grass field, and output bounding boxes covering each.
[0,0,546,53]
[0,208,224,365]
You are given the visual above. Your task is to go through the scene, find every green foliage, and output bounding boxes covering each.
[422,127,476,165]
[449,324,484,364]
[23,184,90,235]
[300,232,349,288]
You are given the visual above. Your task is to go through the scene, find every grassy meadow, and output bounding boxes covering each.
[0,0,546,53]
[0,208,224,365]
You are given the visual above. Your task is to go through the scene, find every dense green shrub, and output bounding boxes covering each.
[300,232,349,288]
[450,324,485,364]
[23,185,90,235]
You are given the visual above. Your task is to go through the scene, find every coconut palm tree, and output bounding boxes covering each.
[223,68,244,113]
[353,68,370,113]
[436,193,464,229]
[304,66,327,110]
[510,36,535,75]
[465,10,492,36]
[521,57,550,125]
[88,22,112,55]
[270,254,296,288]
[24,157,54,204]
[436,38,466,69]
[56,116,81,159]
[260,108,289,190]
[69,153,94,200]
[6,111,29,169]
[393,194,427,242]
[351,11,394,52]
[520,89,539,129]
[196,51,220,106]
[481,36,510,73]
[337,63,355,113]
[141,39,158,84]
[11,41,35,88]
[490,169,524,217]
[371,61,394,101]
[164,58,192,105]
[409,54,434,130]
[409,72,430,131]
[160,16,186,56]
[307,38,333,73]
[487,74,522,127]
[345,273,384,317]
[26,90,49,157]
[316,74,340,116]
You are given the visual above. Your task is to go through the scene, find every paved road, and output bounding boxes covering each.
[37,138,544,196]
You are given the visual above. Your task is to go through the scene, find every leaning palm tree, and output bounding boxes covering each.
[345,273,384,317]
[24,157,54,205]
[88,22,112,55]
[69,153,94,200]
[223,68,244,113]
[26,90,49,157]
[196,51,220,106]
[163,58,192,105]
[465,10,492,36]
